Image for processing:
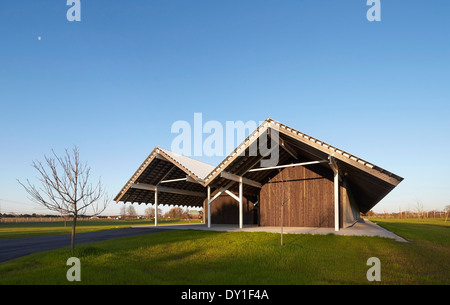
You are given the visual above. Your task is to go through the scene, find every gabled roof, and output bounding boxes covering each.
[113,147,214,207]
[203,118,402,185]
[203,118,403,213]
[115,118,403,212]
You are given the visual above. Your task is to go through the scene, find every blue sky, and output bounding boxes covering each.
[0,1,449,216]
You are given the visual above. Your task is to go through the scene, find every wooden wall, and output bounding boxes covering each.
[204,190,257,225]
[204,164,360,228]
[259,164,335,228]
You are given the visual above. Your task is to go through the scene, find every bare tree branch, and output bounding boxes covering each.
[17,146,110,249]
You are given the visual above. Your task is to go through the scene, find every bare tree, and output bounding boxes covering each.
[415,200,425,219]
[120,206,127,219]
[127,205,137,218]
[18,146,109,250]
[166,207,185,219]
[445,205,450,222]
[144,206,155,219]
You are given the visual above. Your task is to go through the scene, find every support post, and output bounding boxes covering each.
[154,188,158,226]
[334,169,339,232]
[239,177,243,229]
[207,186,211,228]
[329,156,339,232]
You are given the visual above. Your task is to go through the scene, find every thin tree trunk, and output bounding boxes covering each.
[71,215,77,250]
[281,203,284,246]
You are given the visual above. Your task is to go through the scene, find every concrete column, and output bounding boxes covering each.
[154,188,158,226]
[239,178,243,229]
[207,186,211,228]
[334,169,339,232]
[329,155,340,232]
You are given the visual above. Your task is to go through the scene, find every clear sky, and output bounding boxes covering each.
[0,1,449,216]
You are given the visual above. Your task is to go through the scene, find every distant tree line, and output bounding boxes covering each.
[0,213,100,219]
[117,205,202,220]
[363,204,450,220]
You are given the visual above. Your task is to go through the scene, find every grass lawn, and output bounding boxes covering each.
[0,219,202,239]
[369,218,449,246]
[0,218,448,285]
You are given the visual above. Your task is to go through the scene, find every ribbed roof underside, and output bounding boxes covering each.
[158,148,215,181]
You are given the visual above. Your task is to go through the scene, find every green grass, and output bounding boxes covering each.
[0,218,448,285]
[370,217,450,246]
[0,219,202,239]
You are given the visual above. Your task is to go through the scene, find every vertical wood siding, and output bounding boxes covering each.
[204,190,257,225]
[260,164,335,227]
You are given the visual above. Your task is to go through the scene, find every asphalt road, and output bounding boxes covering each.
[0,227,170,263]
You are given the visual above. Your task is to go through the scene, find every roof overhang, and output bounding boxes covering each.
[203,118,403,213]
[114,118,403,213]
[114,147,212,208]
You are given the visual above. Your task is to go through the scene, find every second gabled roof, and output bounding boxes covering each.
[114,147,215,207]
[158,148,216,182]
